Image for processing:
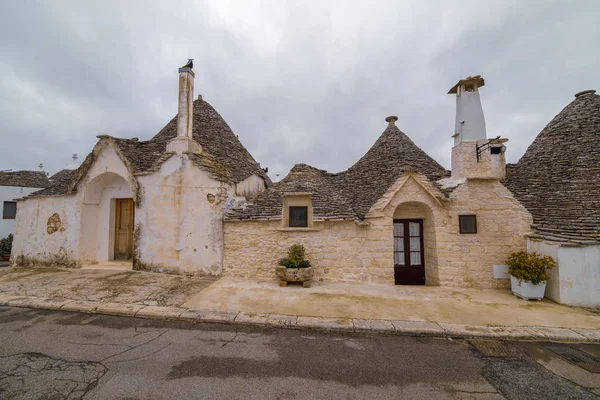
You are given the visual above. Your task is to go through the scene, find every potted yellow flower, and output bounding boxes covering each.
[506,251,556,300]
[276,244,314,288]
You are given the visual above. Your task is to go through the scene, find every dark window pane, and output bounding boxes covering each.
[289,206,308,227]
[459,215,477,234]
[3,202,17,219]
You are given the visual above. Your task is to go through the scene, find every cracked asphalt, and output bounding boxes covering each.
[0,307,598,399]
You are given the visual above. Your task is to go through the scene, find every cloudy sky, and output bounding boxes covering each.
[1,0,598,179]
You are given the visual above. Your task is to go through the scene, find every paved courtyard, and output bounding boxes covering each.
[1,267,599,338]
[183,277,600,330]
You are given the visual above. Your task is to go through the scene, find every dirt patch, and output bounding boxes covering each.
[0,267,217,307]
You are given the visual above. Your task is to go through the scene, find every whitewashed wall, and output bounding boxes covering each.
[528,239,600,307]
[136,154,234,275]
[0,186,45,239]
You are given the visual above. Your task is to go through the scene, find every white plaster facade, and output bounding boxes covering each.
[1,185,44,239]
[12,140,238,275]
[528,239,600,307]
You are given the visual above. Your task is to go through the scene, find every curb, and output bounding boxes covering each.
[1,295,598,343]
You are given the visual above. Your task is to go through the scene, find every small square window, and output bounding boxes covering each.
[3,201,17,219]
[459,215,477,234]
[289,206,308,228]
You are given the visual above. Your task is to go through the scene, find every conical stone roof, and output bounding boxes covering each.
[333,121,449,218]
[32,99,270,197]
[226,119,449,221]
[504,90,600,245]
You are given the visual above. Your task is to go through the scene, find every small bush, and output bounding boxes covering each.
[0,234,13,254]
[278,244,311,269]
[506,250,556,285]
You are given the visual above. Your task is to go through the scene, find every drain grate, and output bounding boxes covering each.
[469,340,512,358]
[544,343,600,374]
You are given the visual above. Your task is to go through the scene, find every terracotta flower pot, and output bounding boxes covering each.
[276,265,314,288]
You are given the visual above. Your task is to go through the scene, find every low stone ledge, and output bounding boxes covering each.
[60,300,99,313]
[0,294,17,306]
[571,328,600,342]
[17,297,71,310]
[391,320,445,336]
[488,326,541,339]
[234,312,270,325]
[296,316,354,331]
[266,314,298,327]
[179,309,239,324]
[353,319,395,333]
[95,303,145,317]
[530,327,588,342]
[135,306,187,319]
[438,323,499,338]
[6,296,39,307]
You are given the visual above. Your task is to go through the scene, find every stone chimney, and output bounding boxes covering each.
[449,76,507,180]
[167,59,201,154]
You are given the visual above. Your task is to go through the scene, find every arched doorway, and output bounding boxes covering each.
[80,172,135,263]
[393,202,439,285]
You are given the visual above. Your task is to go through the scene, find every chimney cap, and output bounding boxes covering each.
[385,116,398,124]
[448,75,485,94]
[574,89,596,98]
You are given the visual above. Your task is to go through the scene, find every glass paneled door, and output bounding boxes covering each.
[393,219,425,285]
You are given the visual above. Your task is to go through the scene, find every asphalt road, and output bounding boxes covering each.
[0,307,598,399]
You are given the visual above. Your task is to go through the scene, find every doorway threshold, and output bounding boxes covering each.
[81,261,133,271]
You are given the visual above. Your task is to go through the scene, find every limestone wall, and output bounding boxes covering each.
[451,140,506,180]
[223,173,533,288]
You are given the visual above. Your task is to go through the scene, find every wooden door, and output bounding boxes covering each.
[114,199,134,260]
[393,219,425,285]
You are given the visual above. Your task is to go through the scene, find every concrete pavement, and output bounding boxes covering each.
[1,306,599,399]
[0,268,599,342]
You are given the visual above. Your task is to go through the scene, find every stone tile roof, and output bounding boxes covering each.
[31,169,76,196]
[152,99,271,184]
[31,99,270,197]
[226,164,356,220]
[332,122,449,218]
[504,90,600,245]
[226,120,449,221]
[0,170,50,188]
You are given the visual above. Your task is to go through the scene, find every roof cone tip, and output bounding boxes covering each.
[575,90,596,98]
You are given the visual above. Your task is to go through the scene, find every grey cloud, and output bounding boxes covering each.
[0,0,598,181]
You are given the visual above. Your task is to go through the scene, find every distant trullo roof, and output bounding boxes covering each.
[226,119,449,221]
[504,90,600,245]
[32,99,270,197]
[0,170,50,188]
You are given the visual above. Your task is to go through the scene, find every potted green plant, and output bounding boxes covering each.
[506,250,556,300]
[276,244,314,288]
[0,234,13,261]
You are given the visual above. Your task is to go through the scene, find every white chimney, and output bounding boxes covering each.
[449,75,486,146]
[448,75,507,180]
[167,59,201,154]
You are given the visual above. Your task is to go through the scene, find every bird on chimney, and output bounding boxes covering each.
[182,59,194,69]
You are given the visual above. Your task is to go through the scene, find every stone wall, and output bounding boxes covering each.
[223,173,533,288]
[451,140,506,180]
